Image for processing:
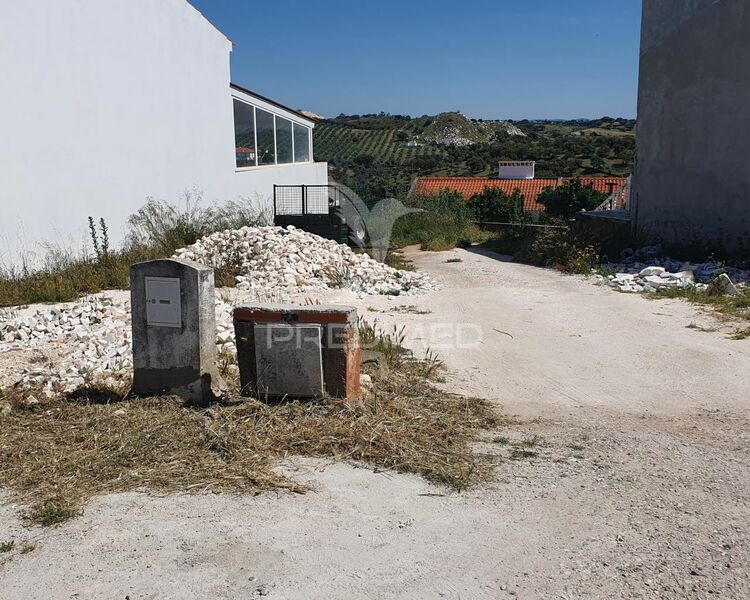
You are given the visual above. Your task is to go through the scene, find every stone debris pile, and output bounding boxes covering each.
[173,226,435,296]
[594,246,750,294]
[595,266,697,294]
[0,297,128,346]
[0,297,133,394]
[0,296,237,396]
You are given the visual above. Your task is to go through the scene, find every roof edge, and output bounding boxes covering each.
[230,83,316,125]
[184,0,232,45]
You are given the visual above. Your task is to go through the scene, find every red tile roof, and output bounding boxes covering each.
[411,176,629,212]
[578,177,631,196]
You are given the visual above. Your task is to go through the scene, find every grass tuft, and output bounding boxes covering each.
[20,542,36,554]
[29,497,81,527]
[521,435,544,448]
[510,449,538,460]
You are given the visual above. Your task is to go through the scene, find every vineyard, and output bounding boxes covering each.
[314,122,447,164]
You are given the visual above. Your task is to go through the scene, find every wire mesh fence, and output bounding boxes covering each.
[273,185,334,216]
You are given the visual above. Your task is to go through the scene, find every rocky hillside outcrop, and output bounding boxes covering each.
[418,112,526,147]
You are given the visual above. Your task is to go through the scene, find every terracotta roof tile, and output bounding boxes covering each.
[411,176,629,212]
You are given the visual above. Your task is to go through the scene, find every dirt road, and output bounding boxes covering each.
[1,248,748,599]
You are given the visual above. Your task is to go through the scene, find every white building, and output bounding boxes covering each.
[0,0,328,265]
[498,161,535,180]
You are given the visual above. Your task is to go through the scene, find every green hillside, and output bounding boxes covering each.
[313,112,635,202]
[315,122,447,164]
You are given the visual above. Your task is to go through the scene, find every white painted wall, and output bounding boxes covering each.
[0,0,327,266]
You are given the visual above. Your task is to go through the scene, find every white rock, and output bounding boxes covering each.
[639,266,666,277]
[643,275,665,287]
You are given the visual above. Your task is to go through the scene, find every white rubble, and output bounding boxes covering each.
[173,225,436,297]
[0,227,438,396]
[598,246,749,295]
[0,295,237,396]
[604,269,704,294]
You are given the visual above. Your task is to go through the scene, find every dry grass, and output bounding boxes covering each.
[0,196,270,308]
[654,285,750,339]
[0,245,159,308]
[0,354,502,526]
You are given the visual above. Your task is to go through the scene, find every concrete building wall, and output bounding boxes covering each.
[633,0,750,257]
[0,0,327,266]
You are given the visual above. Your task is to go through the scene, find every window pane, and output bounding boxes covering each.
[294,124,310,163]
[256,108,275,165]
[276,116,293,164]
[233,100,256,168]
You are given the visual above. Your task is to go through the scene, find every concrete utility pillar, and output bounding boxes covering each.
[233,303,361,401]
[130,258,217,403]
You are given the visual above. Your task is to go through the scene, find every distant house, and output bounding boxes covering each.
[0,0,327,264]
[498,161,535,180]
[410,176,629,214]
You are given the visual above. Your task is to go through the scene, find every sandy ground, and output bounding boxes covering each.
[1,247,749,599]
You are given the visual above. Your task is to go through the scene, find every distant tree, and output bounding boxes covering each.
[468,188,527,224]
[537,179,609,219]
[395,130,409,142]
[353,153,375,167]
[467,156,486,173]
[409,155,441,172]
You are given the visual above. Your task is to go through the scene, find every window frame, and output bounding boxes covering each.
[254,106,277,167]
[293,122,312,164]
[274,115,295,165]
[232,92,315,172]
[232,99,259,169]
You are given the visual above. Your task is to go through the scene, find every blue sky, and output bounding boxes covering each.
[190,0,642,120]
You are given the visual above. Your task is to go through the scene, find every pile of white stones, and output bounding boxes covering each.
[0,296,237,396]
[592,246,750,294]
[0,297,133,394]
[594,266,698,293]
[173,226,435,297]
[1,227,435,396]
[0,297,128,347]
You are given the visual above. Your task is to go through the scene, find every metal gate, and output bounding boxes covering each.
[273,184,370,246]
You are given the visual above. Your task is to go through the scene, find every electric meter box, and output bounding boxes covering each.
[145,277,182,328]
[130,259,217,404]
